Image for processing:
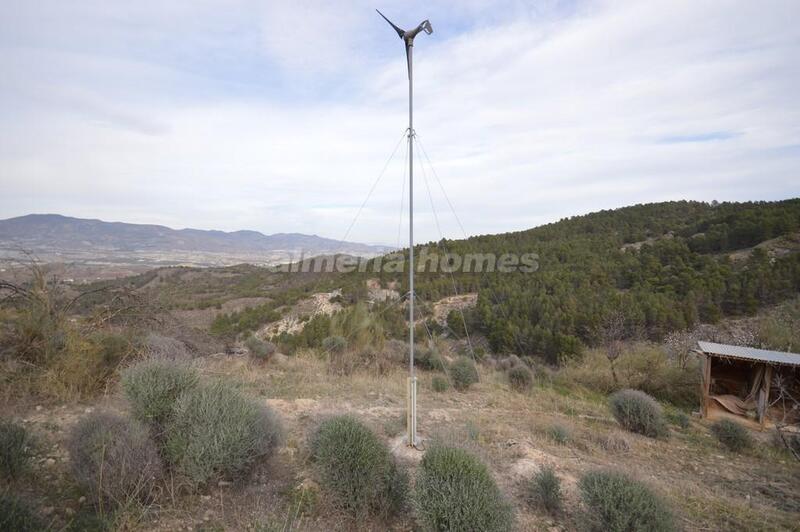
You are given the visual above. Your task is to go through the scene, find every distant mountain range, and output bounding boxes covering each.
[0,214,392,264]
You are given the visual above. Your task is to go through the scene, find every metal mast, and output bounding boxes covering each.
[377,9,432,447]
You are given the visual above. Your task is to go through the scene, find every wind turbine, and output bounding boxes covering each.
[377,9,433,448]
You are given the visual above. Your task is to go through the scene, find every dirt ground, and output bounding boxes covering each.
[5,352,800,531]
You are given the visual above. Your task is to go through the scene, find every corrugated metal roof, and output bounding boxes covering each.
[697,341,800,366]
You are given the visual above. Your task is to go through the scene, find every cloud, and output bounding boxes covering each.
[0,0,798,245]
[657,132,740,144]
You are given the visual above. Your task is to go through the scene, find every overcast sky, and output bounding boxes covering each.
[1,1,798,245]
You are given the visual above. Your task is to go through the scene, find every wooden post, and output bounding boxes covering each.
[701,354,712,418]
[760,365,773,430]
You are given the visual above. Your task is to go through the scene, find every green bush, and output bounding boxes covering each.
[414,445,513,532]
[667,410,690,430]
[609,389,668,438]
[245,335,277,362]
[547,424,570,445]
[579,470,675,532]
[527,465,562,514]
[431,375,449,393]
[164,382,282,487]
[321,335,348,353]
[508,365,533,392]
[310,416,407,519]
[450,357,479,391]
[121,360,198,434]
[711,419,752,452]
[67,411,163,508]
[0,418,33,480]
[0,493,44,532]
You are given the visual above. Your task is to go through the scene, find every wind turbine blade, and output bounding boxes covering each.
[376,9,404,39]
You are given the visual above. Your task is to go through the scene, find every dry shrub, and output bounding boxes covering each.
[44,330,134,400]
[330,303,386,352]
[1,265,133,401]
[414,445,513,532]
[450,357,479,391]
[381,338,408,368]
[771,429,800,457]
[415,345,446,372]
[68,411,163,509]
[615,345,700,406]
[327,348,361,376]
[326,340,406,376]
[432,375,449,392]
[609,389,668,439]
[245,335,277,363]
[321,335,348,353]
[164,381,282,488]
[666,409,691,429]
[142,333,191,361]
[0,266,66,366]
[498,354,523,371]
[711,419,752,452]
[559,349,616,393]
[560,346,700,407]
[310,416,407,519]
[508,365,533,392]
[579,470,675,532]
[121,359,198,435]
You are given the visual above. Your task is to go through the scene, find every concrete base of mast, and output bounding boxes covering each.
[406,376,420,447]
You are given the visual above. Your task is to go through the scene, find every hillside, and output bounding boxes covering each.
[171,199,800,365]
[2,200,800,531]
[362,199,800,363]
[0,214,392,269]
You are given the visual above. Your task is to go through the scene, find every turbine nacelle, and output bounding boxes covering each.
[376,9,432,44]
[376,9,432,79]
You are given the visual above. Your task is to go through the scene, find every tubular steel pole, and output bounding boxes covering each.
[407,40,417,447]
[376,8,430,449]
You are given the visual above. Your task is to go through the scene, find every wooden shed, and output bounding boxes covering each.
[697,341,800,430]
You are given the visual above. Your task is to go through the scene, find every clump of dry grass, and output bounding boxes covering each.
[590,431,631,453]
[526,465,562,514]
[0,418,34,480]
[0,493,44,532]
